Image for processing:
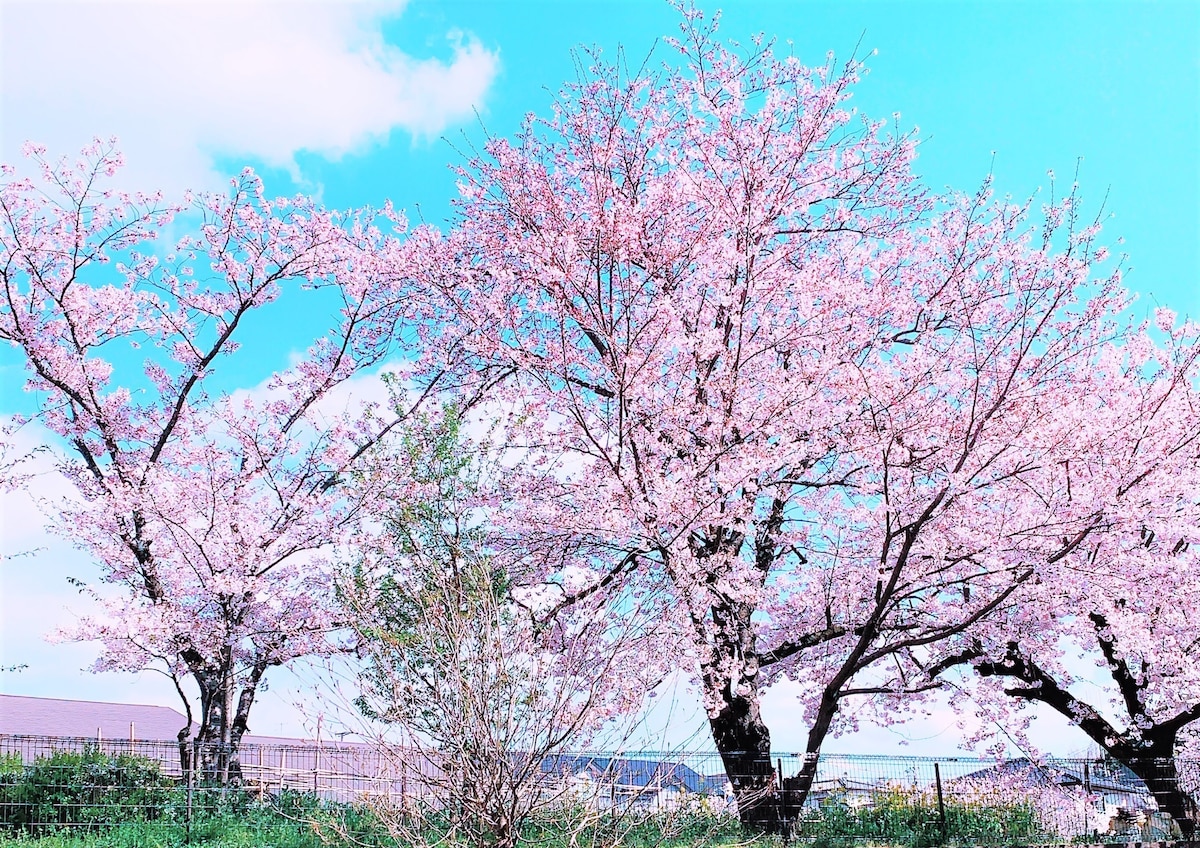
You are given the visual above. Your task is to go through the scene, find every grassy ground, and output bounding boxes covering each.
[0,816,330,848]
[0,822,748,848]
[0,805,748,848]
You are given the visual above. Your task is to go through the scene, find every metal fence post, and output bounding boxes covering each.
[934,762,946,836]
[186,740,195,847]
[1083,759,1094,838]
[777,757,789,842]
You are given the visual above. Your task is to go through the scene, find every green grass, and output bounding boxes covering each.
[0,750,1070,848]
[0,798,748,848]
[0,818,317,848]
[795,787,1047,848]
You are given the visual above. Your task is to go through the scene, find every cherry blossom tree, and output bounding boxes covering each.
[930,320,1200,837]
[0,140,429,779]
[405,11,1131,831]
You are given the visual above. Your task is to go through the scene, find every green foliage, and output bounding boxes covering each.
[0,794,1052,848]
[537,806,745,848]
[796,787,1047,847]
[341,405,513,731]
[0,749,173,834]
[179,788,335,847]
[0,761,1055,848]
[0,793,744,848]
[0,786,394,847]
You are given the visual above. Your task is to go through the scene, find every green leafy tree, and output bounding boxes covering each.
[337,410,660,848]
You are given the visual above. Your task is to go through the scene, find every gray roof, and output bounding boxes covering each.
[0,694,318,745]
[956,757,1149,796]
[0,693,190,741]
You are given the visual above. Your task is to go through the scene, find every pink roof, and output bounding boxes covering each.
[0,694,319,745]
[0,693,189,741]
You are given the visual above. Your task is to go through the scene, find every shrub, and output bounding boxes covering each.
[797,787,1047,847]
[0,749,174,833]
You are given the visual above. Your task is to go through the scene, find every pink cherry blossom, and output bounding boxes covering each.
[0,139,426,779]
[406,16,1138,832]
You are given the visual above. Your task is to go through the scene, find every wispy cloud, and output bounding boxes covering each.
[1,0,499,193]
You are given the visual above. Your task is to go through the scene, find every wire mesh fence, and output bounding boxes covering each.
[1,733,1198,844]
[542,750,1199,842]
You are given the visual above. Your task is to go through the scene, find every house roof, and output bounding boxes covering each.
[809,777,883,795]
[955,757,1149,796]
[0,694,315,746]
[541,755,711,792]
[0,694,190,741]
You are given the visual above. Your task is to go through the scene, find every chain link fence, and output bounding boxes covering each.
[2,733,1197,844]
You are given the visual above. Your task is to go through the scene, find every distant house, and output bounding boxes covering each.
[956,756,1152,811]
[805,776,885,809]
[0,693,190,742]
[0,693,311,746]
[540,754,723,809]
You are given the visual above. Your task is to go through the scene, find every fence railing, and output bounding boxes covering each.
[2,733,1198,844]
[0,733,447,805]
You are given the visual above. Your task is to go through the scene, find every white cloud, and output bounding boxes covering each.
[1,0,499,193]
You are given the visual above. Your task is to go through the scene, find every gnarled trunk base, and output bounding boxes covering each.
[708,696,783,833]
[1127,755,1198,840]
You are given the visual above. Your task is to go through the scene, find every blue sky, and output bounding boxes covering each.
[1,0,1198,753]
[261,0,1200,319]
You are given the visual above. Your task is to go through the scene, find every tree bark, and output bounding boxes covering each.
[190,667,239,784]
[697,564,787,833]
[185,659,265,785]
[707,692,781,833]
[779,689,841,828]
[1124,751,1197,840]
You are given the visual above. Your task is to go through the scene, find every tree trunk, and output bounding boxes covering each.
[779,687,840,829]
[1125,752,1198,840]
[188,663,254,785]
[707,691,781,833]
[191,668,238,784]
[780,754,818,832]
[692,524,789,833]
[177,726,192,783]
[181,649,268,785]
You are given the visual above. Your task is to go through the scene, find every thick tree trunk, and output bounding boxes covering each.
[181,639,269,784]
[192,685,264,784]
[191,668,241,784]
[1124,751,1198,840]
[692,519,791,833]
[707,691,781,833]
